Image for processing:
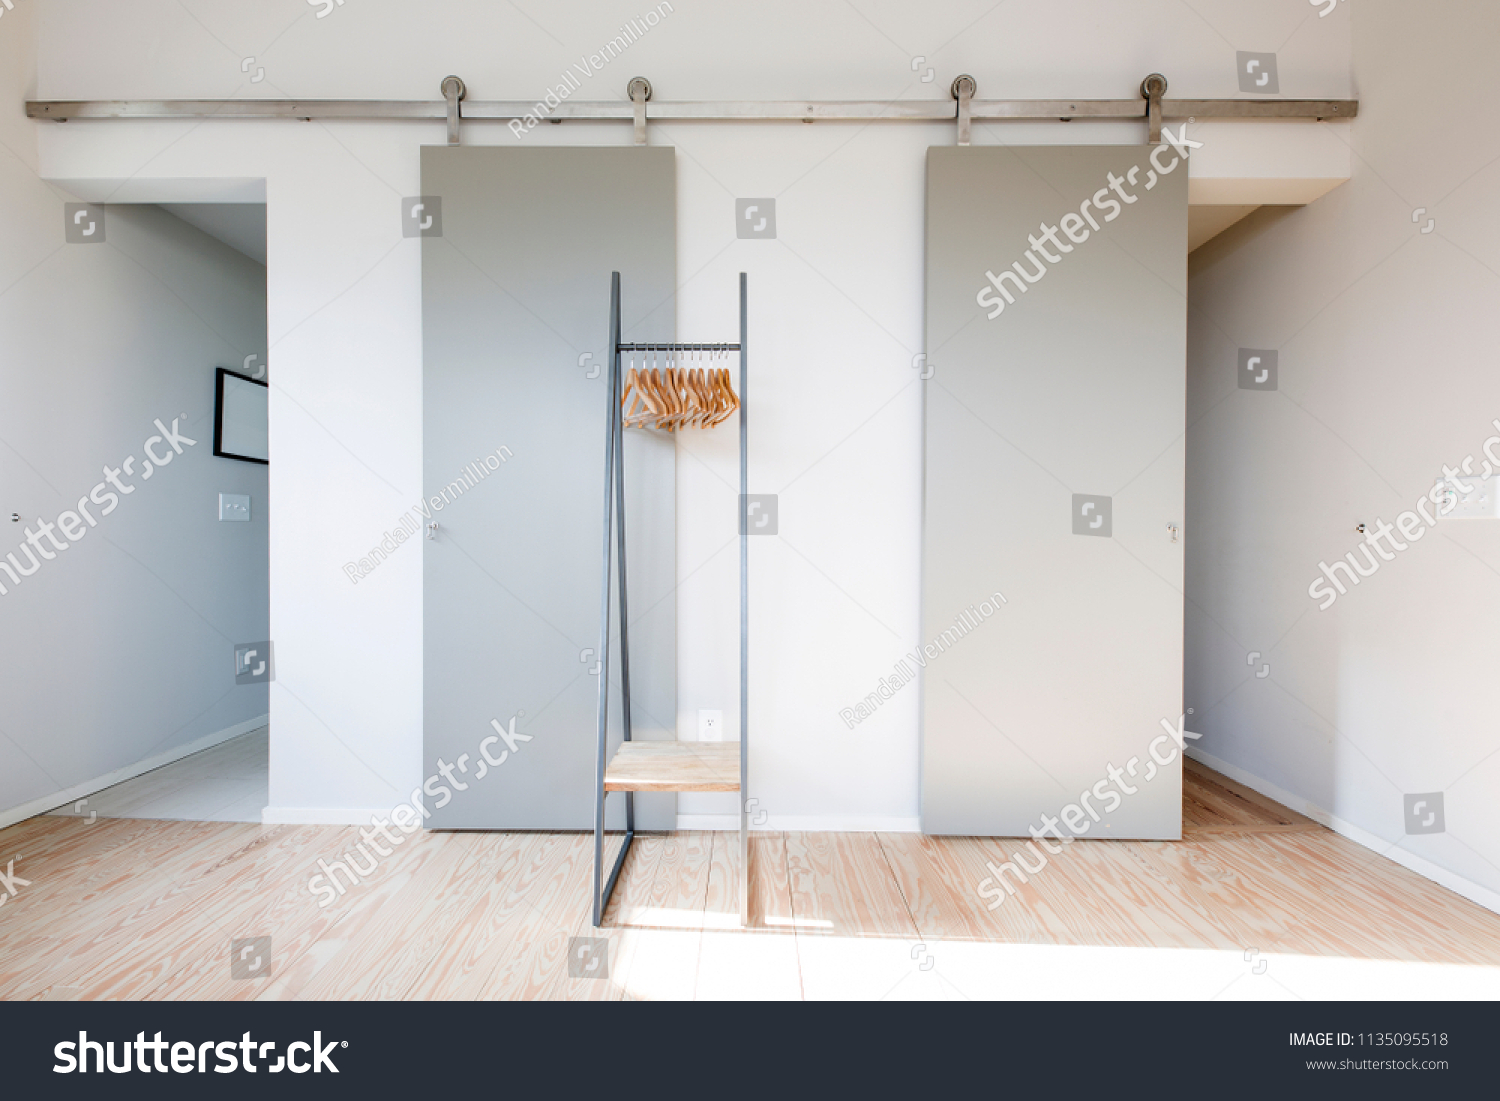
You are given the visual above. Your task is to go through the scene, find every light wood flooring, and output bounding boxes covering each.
[2,759,1498,1000]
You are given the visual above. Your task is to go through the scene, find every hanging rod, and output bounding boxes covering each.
[619,342,742,352]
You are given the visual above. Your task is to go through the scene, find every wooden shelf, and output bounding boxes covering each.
[604,741,741,793]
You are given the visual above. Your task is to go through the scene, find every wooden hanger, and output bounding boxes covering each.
[662,365,683,431]
[619,354,739,431]
[659,366,681,431]
[622,364,658,429]
[621,365,649,428]
[710,367,737,426]
[645,366,668,430]
[692,353,713,429]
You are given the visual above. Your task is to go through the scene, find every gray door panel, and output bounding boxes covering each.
[922,145,1186,839]
[421,146,677,829]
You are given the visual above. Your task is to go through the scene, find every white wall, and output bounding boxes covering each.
[21,0,1352,829]
[1185,0,1500,908]
[0,2,270,825]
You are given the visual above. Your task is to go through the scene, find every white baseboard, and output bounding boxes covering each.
[261,806,388,826]
[675,814,923,833]
[262,810,926,831]
[675,815,741,831]
[0,714,269,832]
[1188,747,1500,917]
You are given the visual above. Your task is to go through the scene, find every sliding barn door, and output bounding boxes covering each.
[421,146,677,830]
[922,145,1187,838]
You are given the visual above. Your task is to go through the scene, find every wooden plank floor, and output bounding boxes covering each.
[3,758,1498,1000]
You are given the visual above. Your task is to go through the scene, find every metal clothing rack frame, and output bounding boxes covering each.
[592,271,749,928]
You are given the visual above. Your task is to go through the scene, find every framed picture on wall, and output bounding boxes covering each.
[213,366,269,464]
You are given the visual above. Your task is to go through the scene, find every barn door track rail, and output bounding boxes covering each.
[27,73,1356,147]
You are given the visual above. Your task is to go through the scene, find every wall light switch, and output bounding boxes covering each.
[698,709,724,742]
[219,493,251,522]
[1437,477,1500,519]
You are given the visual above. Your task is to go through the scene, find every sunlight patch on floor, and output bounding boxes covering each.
[609,930,1500,1001]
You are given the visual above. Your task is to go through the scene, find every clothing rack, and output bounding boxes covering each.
[593,271,749,927]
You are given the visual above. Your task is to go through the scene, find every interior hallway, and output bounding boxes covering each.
[46,729,269,825]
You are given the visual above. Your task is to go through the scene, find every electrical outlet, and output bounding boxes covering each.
[219,493,251,522]
[698,709,724,742]
[1437,476,1500,519]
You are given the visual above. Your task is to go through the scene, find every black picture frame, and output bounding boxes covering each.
[213,366,270,465]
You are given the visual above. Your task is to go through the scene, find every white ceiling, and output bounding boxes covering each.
[157,202,266,265]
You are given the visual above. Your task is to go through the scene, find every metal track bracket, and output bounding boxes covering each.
[628,77,652,145]
[1141,73,1167,144]
[952,74,975,146]
[441,75,465,146]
